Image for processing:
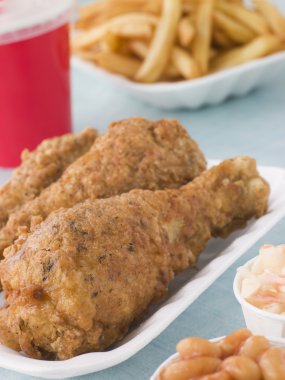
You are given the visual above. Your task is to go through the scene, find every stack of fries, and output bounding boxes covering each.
[72,0,285,83]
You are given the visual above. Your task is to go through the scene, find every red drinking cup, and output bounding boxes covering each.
[0,0,73,167]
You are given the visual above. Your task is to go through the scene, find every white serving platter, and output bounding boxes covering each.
[150,336,285,380]
[0,161,285,379]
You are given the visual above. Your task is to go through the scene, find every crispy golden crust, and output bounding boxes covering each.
[0,118,206,256]
[0,157,269,360]
[0,129,97,230]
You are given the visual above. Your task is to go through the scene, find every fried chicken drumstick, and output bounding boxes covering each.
[0,129,97,230]
[0,118,206,256]
[0,157,269,360]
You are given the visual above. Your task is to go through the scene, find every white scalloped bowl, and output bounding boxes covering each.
[72,0,285,110]
[150,336,285,380]
[72,50,285,110]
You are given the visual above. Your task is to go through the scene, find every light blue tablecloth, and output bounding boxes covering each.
[0,18,285,380]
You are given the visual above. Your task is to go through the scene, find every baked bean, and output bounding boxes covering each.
[160,357,221,380]
[218,328,252,357]
[259,347,285,380]
[238,335,270,361]
[160,330,285,380]
[194,370,232,380]
[176,337,221,359]
[221,355,262,380]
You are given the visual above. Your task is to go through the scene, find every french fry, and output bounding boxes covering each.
[192,0,214,74]
[72,13,158,51]
[210,48,219,60]
[102,33,122,53]
[135,0,182,83]
[128,41,185,80]
[143,1,162,15]
[214,10,256,45]
[213,28,235,49]
[181,0,200,14]
[253,0,285,41]
[97,51,141,78]
[77,0,158,28]
[210,34,282,72]
[128,40,149,59]
[73,0,285,84]
[161,63,181,80]
[111,23,153,39]
[216,0,270,35]
[177,17,195,47]
[74,50,101,62]
[79,0,147,19]
[74,36,120,61]
[171,46,201,79]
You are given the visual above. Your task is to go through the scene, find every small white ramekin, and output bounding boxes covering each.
[234,257,285,337]
[150,336,285,380]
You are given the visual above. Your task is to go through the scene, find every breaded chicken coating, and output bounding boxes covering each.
[0,129,97,230]
[0,118,206,256]
[0,157,269,360]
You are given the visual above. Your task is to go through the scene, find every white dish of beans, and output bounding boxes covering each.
[151,328,285,380]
